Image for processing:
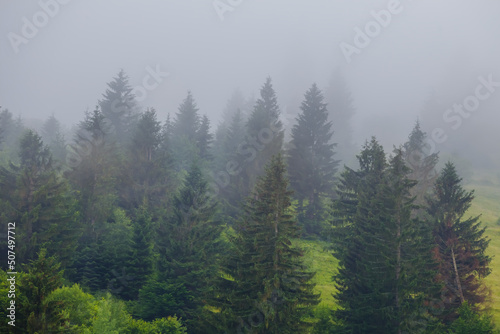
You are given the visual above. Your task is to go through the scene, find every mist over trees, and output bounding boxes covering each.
[0,68,496,333]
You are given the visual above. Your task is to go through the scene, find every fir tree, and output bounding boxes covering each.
[65,106,119,241]
[0,130,80,265]
[19,249,68,333]
[41,114,67,164]
[288,83,339,235]
[403,120,439,209]
[99,69,139,149]
[221,89,247,123]
[427,162,491,323]
[196,114,214,162]
[171,91,201,170]
[215,154,320,334]
[126,206,153,300]
[331,139,437,333]
[148,163,223,332]
[0,109,24,162]
[121,108,172,211]
[245,77,284,191]
[215,108,248,222]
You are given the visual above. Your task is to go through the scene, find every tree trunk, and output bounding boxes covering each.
[451,247,465,303]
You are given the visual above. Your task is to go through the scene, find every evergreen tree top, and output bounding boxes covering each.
[101,69,134,100]
[247,77,282,135]
[357,137,386,174]
[173,91,201,139]
[18,129,53,172]
[98,70,138,129]
[430,161,474,218]
[133,108,162,150]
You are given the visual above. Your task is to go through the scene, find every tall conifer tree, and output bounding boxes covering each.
[403,120,439,208]
[171,92,201,170]
[0,130,79,265]
[245,77,284,190]
[427,162,491,323]
[99,70,139,149]
[288,83,339,235]
[332,139,437,333]
[215,155,320,333]
[145,163,223,333]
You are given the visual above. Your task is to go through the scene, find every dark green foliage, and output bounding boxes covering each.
[65,106,119,241]
[128,316,188,334]
[288,83,339,235]
[121,108,174,211]
[144,163,223,332]
[19,248,68,333]
[0,130,80,266]
[447,302,495,334]
[312,306,336,334]
[69,243,107,291]
[427,162,491,323]
[215,155,320,333]
[126,206,153,300]
[69,208,134,297]
[215,108,249,222]
[134,276,189,321]
[245,77,284,191]
[331,139,438,333]
[172,91,200,141]
[171,91,201,170]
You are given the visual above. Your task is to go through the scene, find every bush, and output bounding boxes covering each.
[447,302,495,334]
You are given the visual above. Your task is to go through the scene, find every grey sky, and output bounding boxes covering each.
[1,0,499,163]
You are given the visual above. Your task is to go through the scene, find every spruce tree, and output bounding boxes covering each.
[41,114,67,163]
[121,108,172,211]
[126,206,153,300]
[288,83,339,235]
[196,114,214,162]
[171,91,201,170]
[18,249,68,333]
[148,163,223,332]
[65,106,119,240]
[403,120,439,208]
[245,77,284,190]
[211,89,247,170]
[0,109,24,162]
[0,130,80,266]
[427,162,491,323]
[331,139,437,333]
[215,154,320,334]
[65,107,122,289]
[99,69,139,149]
[215,108,248,222]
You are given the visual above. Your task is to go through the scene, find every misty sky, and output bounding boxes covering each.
[1,0,499,157]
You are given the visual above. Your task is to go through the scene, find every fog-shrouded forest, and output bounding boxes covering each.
[1,1,500,333]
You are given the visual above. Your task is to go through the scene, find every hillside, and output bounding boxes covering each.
[303,170,500,327]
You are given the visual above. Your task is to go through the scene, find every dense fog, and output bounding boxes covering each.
[2,0,499,168]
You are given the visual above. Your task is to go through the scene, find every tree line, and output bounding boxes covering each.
[0,70,494,333]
